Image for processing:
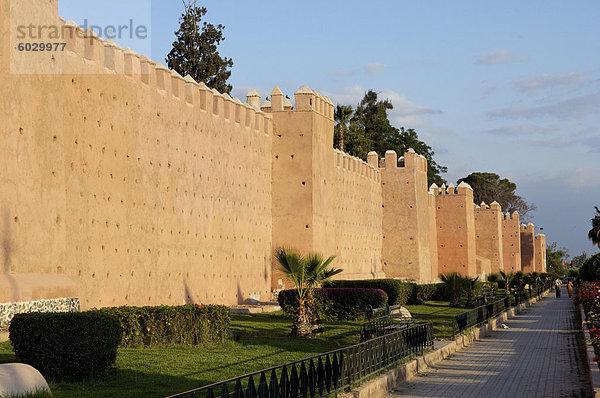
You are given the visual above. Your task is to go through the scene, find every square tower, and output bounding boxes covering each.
[502,212,522,272]
[380,149,437,282]
[267,86,336,290]
[433,182,477,277]
[534,234,546,273]
[520,223,536,273]
[474,201,504,275]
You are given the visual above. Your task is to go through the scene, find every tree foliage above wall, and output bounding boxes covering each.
[166,0,233,94]
[545,242,569,278]
[457,172,536,219]
[333,90,447,187]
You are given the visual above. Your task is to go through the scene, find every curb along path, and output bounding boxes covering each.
[386,289,592,397]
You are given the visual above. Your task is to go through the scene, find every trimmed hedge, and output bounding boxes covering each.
[324,279,417,306]
[278,288,388,321]
[98,304,230,347]
[426,281,485,301]
[9,311,121,382]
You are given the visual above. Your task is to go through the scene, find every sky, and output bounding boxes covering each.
[58,0,600,259]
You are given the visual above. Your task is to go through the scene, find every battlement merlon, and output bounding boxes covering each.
[535,234,546,240]
[475,201,502,212]
[378,149,428,172]
[520,222,535,231]
[503,211,520,221]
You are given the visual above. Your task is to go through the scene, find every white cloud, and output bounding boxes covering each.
[476,49,527,65]
[329,69,355,77]
[482,124,553,137]
[486,92,600,120]
[514,72,590,93]
[364,63,387,76]
[323,86,442,128]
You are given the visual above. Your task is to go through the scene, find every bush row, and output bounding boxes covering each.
[278,288,388,321]
[98,304,230,347]
[9,304,231,382]
[323,279,416,306]
[324,279,487,305]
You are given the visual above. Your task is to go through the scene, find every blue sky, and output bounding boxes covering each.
[59,0,600,258]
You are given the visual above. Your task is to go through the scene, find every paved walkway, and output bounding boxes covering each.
[387,288,592,397]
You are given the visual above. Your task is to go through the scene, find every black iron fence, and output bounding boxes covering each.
[167,322,433,398]
[453,282,552,337]
[514,282,551,305]
[452,296,511,337]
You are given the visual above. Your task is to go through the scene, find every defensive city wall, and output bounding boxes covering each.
[0,0,546,314]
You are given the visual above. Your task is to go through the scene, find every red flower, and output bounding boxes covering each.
[594,357,599,362]
[198,305,204,309]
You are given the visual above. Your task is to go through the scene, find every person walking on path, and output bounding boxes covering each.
[567,280,573,298]
[555,278,562,298]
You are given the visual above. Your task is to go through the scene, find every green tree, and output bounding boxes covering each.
[275,248,342,336]
[457,172,536,219]
[572,252,588,268]
[579,253,600,281]
[334,105,353,151]
[342,90,447,186]
[166,0,233,94]
[545,242,569,279]
[589,207,600,248]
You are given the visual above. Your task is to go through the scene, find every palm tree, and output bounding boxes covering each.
[334,105,353,151]
[275,248,342,336]
[589,207,600,248]
[499,270,513,294]
[440,272,464,307]
[464,276,480,308]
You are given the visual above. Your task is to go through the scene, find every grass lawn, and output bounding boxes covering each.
[0,312,363,398]
[405,300,467,339]
[0,302,469,398]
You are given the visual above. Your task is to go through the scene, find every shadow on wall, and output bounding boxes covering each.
[184,279,195,304]
[237,281,243,305]
[2,208,19,302]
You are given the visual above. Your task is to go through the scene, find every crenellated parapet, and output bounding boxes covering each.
[60,19,272,137]
[333,149,380,183]
[258,85,334,120]
[430,181,473,197]
[378,149,428,173]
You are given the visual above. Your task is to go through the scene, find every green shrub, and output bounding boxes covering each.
[323,279,417,305]
[97,304,230,347]
[417,284,438,300]
[426,281,485,301]
[9,312,121,382]
[278,288,388,321]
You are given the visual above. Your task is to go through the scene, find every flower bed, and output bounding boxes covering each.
[575,281,600,365]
